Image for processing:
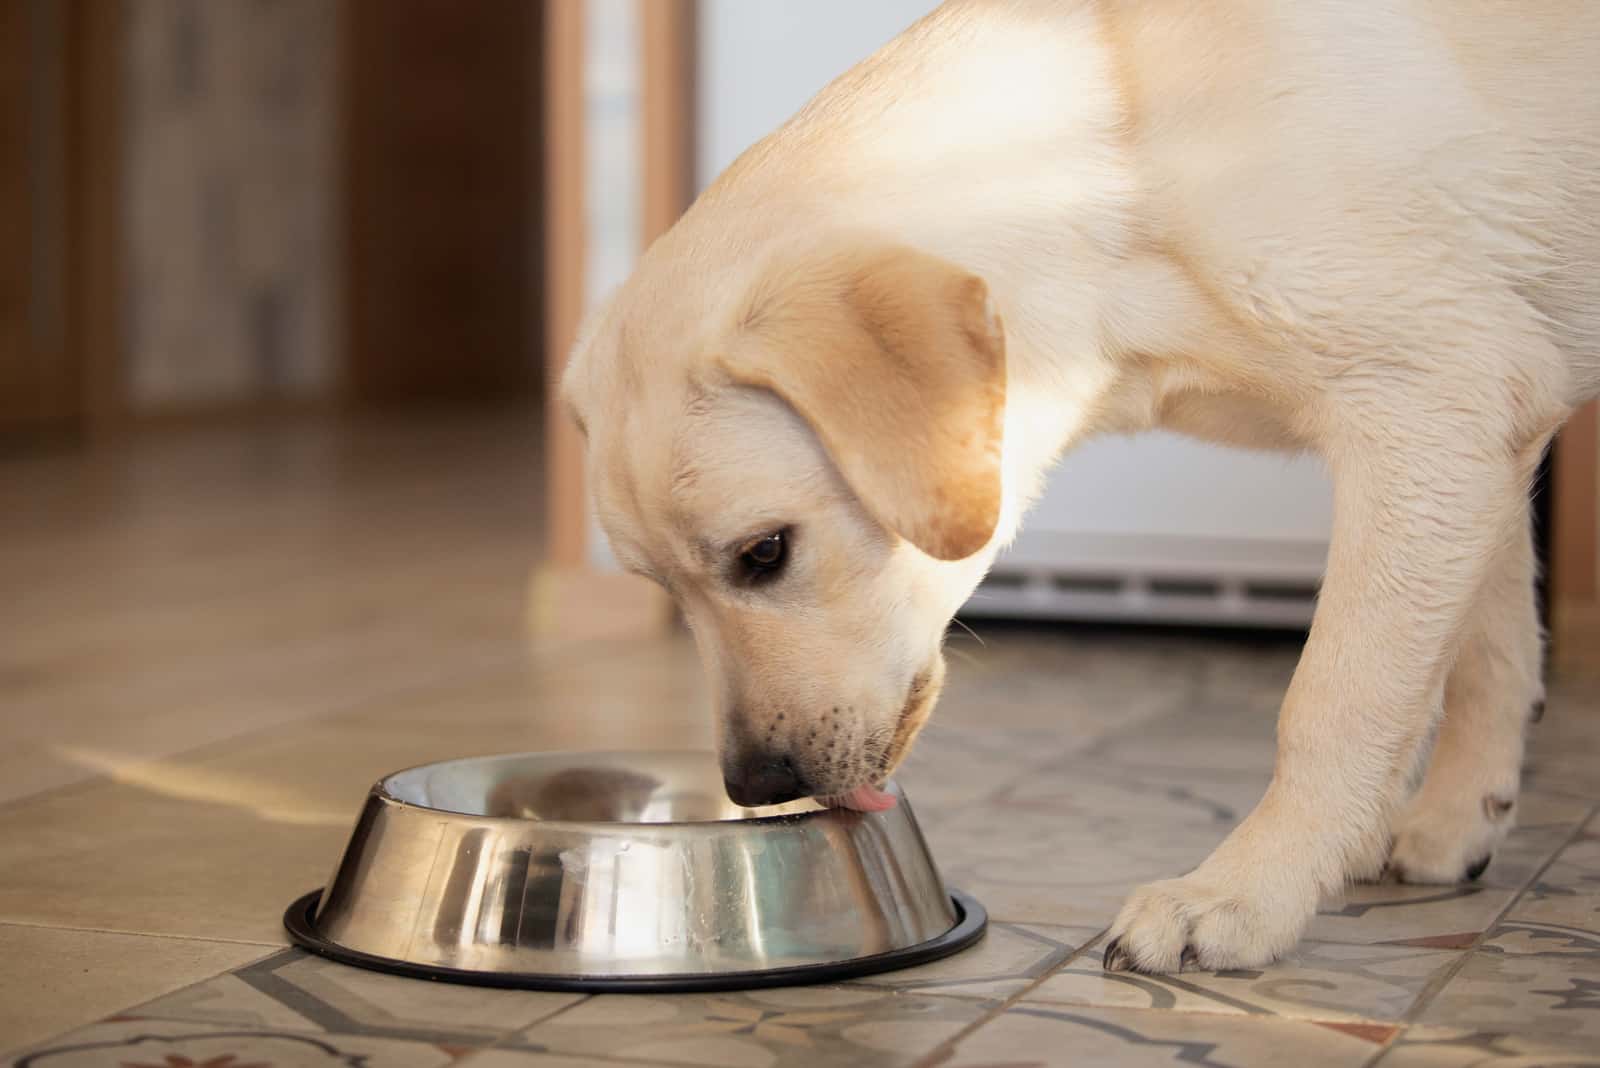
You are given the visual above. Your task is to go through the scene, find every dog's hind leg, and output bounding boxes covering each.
[1386,502,1544,884]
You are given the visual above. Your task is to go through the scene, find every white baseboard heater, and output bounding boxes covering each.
[961,434,1334,629]
[964,531,1325,628]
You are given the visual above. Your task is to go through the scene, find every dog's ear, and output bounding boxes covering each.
[722,244,1006,561]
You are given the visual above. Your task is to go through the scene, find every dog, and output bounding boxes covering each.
[561,0,1600,973]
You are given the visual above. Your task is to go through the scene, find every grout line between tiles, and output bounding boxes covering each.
[956,677,1211,810]
[1358,1027,1407,1068]
[0,918,287,949]
[905,797,1600,1068]
[11,947,582,1064]
[509,992,595,1037]
[1391,798,1599,1035]
[0,941,287,1063]
[899,671,1276,1064]
[908,928,1112,1068]
[470,995,595,1059]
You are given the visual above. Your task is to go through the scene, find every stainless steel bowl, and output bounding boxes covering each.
[284,750,984,991]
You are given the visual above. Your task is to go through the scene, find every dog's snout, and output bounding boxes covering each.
[723,754,807,807]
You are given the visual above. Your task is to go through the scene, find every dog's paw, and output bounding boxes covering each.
[1102,871,1313,974]
[1387,789,1514,884]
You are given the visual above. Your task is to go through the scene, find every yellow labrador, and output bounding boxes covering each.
[561,0,1600,973]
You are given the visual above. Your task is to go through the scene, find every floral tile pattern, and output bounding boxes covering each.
[456,1053,684,1068]
[1481,792,1600,889]
[924,761,1251,928]
[1373,1025,1600,1067]
[1520,678,1600,803]
[936,1003,1383,1067]
[846,923,1100,1000]
[1307,882,1517,947]
[502,987,991,1068]
[896,724,1088,808]
[8,1019,460,1068]
[126,950,583,1046]
[1417,905,1600,1043]
[1411,822,1600,1047]
[1029,941,1460,1022]
[1507,833,1600,932]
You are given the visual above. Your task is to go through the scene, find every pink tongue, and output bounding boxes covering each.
[829,783,898,812]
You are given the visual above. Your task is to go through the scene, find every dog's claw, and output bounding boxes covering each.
[1530,699,1546,724]
[1180,946,1200,972]
[1464,854,1492,881]
[1102,936,1130,972]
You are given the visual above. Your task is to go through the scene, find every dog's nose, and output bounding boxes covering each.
[723,756,806,807]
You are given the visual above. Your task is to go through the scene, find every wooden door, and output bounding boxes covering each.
[0,0,72,440]
[0,0,121,444]
[341,0,541,406]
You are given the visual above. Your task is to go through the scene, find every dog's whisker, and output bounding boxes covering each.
[948,616,988,646]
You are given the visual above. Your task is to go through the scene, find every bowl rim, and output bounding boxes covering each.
[371,747,904,830]
[284,886,985,992]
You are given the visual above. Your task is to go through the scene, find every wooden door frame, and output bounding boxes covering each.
[67,0,124,435]
[542,0,588,570]
[1551,400,1599,673]
[0,0,123,443]
[536,0,694,639]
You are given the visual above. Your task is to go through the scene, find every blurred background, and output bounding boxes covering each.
[1,0,1596,799]
[0,4,1598,1054]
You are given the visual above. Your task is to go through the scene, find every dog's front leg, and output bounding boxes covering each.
[1102,418,1550,974]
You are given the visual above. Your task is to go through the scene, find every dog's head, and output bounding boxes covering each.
[563,238,1006,806]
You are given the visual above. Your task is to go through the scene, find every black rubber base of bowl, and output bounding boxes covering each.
[283,887,986,993]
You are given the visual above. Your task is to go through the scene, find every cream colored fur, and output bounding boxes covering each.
[562,0,1600,973]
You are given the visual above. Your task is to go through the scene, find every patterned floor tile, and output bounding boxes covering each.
[1307,883,1517,948]
[931,626,1238,736]
[1412,822,1600,1045]
[1297,792,1588,948]
[999,760,1272,826]
[937,1002,1384,1067]
[1028,941,1458,1022]
[126,949,583,1045]
[847,923,1100,1000]
[923,761,1251,928]
[1373,1025,1600,1066]
[896,725,1086,807]
[1415,921,1600,1043]
[7,1018,462,1068]
[929,827,1216,927]
[509,986,990,1068]
[457,1052,682,1068]
[1483,793,1599,889]
[0,926,273,1056]
[1081,726,1280,779]
[1521,680,1600,803]
[1506,832,1600,931]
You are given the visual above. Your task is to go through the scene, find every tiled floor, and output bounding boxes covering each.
[3,413,1598,1067]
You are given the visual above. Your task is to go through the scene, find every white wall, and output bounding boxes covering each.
[696,0,941,189]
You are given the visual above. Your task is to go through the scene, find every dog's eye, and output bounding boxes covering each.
[738,531,788,581]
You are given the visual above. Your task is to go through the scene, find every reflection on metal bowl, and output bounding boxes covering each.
[284,750,985,991]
